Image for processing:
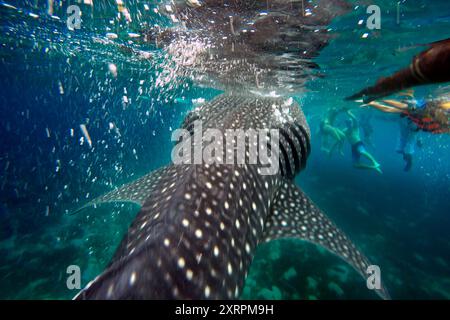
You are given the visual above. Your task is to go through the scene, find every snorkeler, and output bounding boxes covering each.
[346,38,450,102]
[319,107,346,156]
[397,119,421,172]
[362,96,450,134]
[359,112,375,149]
[344,111,382,174]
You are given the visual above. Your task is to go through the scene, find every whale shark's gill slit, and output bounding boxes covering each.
[291,123,310,170]
[279,126,301,177]
[264,137,285,178]
[294,123,311,156]
[264,180,390,300]
[280,131,297,178]
[262,129,285,177]
[288,126,307,171]
[277,137,290,177]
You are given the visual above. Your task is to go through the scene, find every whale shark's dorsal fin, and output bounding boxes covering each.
[263,180,390,300]
[70,167,170,215]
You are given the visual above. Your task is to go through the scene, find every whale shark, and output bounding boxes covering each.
[74,94,389,300]
[74,1,389,299]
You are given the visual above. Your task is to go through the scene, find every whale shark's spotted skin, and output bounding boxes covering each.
[74,95,389,300]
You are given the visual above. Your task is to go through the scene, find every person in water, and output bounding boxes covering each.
[397,118,422,172]
[361,95,450,134]
[346,38,450,102]
[319,107,346,156]
[359,112,375,149]
[344,111,382,173]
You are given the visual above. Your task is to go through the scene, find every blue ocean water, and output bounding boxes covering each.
[0,0,449,299]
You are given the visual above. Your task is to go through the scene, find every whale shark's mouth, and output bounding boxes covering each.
[152,0,352,94]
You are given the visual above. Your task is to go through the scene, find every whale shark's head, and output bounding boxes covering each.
[177,94,311,178]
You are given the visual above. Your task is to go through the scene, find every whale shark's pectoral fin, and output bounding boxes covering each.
[263,180,390,300]
[70,167,169,215]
